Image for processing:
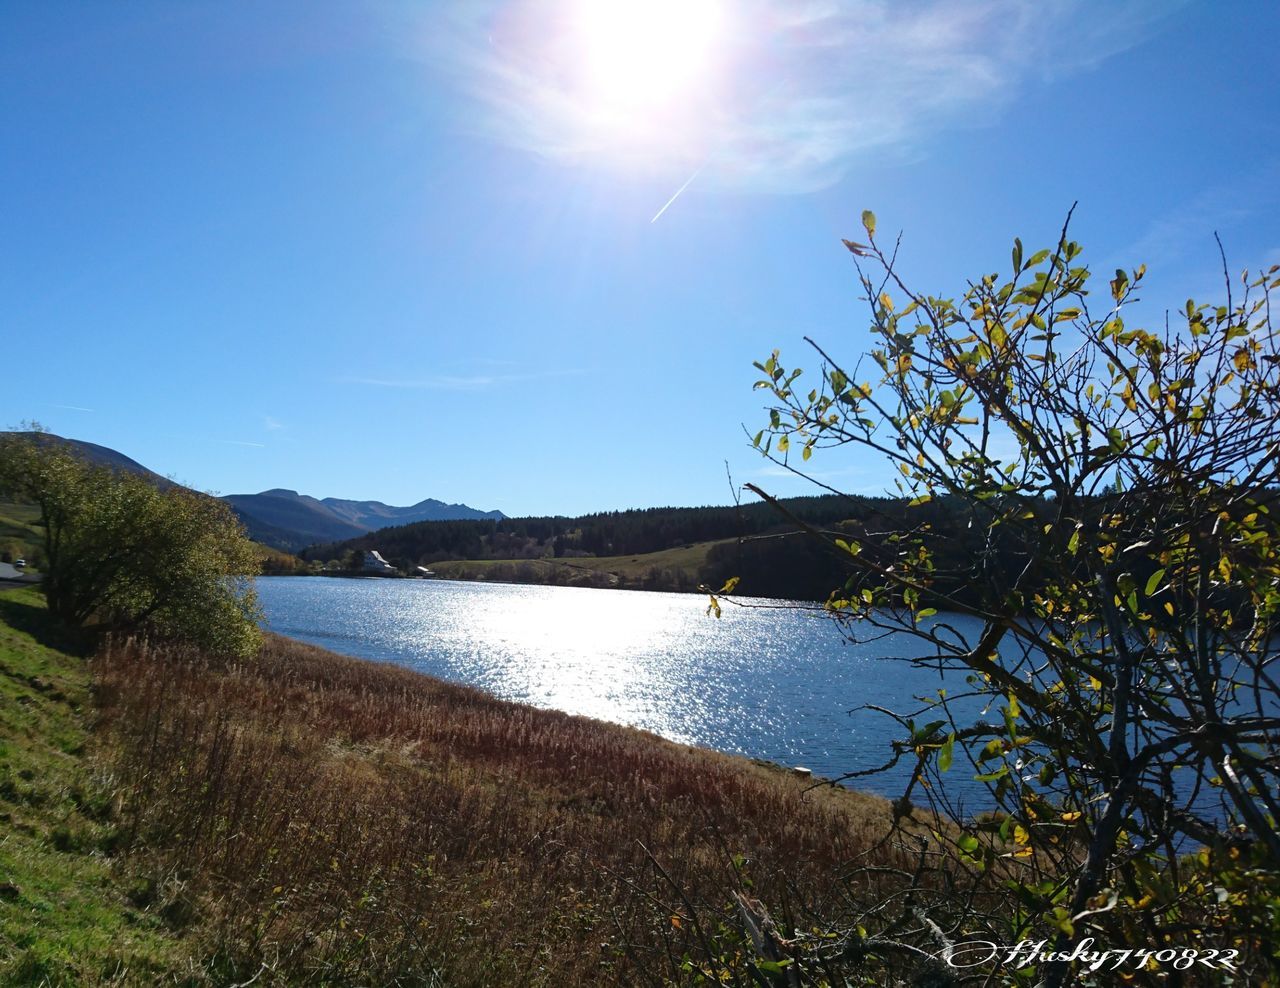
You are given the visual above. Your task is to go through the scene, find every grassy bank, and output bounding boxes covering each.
[0,588,192,984]
[1,584,912,985]
[97,635,896,985]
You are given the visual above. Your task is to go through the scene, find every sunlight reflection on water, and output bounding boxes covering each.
[257,577,987,801]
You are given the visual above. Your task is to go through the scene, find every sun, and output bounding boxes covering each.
[568,0,725,132]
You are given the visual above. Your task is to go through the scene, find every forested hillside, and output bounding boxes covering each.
[302,495,865,572]
[302,492,1056,602]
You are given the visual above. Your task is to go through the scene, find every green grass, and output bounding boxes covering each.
[0,587,191,986]
[0,503,42,562]
[0,577,906,985]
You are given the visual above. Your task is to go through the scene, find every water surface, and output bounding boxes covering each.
[258,577,989,802]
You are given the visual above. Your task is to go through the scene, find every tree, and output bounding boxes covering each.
[739,210,1280,984]
[0,429,261,656]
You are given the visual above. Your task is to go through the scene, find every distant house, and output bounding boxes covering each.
[362,550,396,574]
[415,565,436,578]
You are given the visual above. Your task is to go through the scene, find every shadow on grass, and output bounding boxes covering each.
[0,588,95,657]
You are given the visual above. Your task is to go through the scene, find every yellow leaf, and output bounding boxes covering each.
[1061,811,1082,823]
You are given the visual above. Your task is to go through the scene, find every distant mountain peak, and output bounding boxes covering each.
[226,489,505,552]
[1,432,505,555]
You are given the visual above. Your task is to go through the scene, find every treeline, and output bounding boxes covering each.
[301,495,874,573]
[298,493,1050,602]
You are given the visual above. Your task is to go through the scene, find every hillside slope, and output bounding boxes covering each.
[0,583,898,986]
[0,433,505,554]
[0,588,191,982]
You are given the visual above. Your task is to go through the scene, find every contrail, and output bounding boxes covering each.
[650,164,705,223]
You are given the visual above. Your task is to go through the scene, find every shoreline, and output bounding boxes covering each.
[1,584,902,984]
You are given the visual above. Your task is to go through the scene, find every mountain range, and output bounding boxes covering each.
[222,489,504,551]
[1,433,504,552]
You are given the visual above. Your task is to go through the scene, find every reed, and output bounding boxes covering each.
[93,633,902,986]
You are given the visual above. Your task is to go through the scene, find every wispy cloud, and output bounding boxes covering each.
[161,434,267,449]
[1113,164,1280,273]
[418,0,1185,194]
[50,404,95,412]
[343,368,587,391]
[263,415,286,432]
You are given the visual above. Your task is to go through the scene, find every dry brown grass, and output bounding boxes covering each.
[92,633,905,986]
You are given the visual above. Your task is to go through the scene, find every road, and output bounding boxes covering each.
[0,562,40,587]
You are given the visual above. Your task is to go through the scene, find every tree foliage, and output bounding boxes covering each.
[0,429,261,656]
[740,211,1280,985]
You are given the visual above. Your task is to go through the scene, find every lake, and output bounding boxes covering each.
[257,576,994,803]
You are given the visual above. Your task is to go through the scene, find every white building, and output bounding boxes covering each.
[362,550,396,573]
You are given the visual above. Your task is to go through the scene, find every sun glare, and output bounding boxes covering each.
[569,0,724,131]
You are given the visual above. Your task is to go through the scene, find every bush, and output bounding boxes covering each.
[0,429,261,656]
[739,210,1280,985]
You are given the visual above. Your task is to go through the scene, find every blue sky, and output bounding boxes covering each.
[3,1,1277,517]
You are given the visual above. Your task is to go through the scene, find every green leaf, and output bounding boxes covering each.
[1111,268,1129,301]
[1012,237,1023,273]
[861,209,877,238]
[939,733,955,772]
[1144,568,1165,597]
